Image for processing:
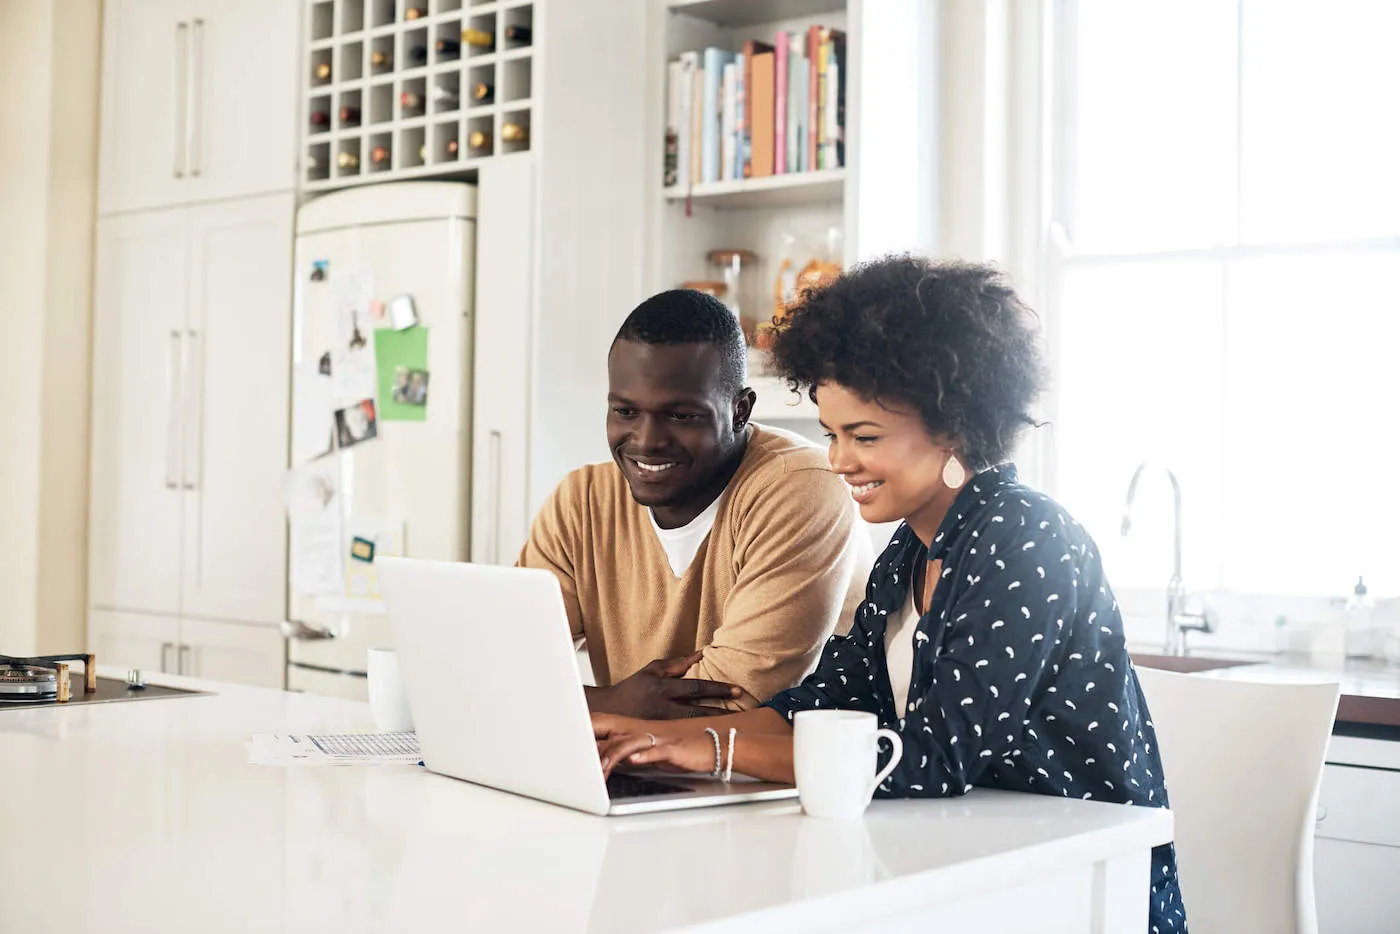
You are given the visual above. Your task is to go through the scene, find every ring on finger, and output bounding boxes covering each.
[645,732,657,748]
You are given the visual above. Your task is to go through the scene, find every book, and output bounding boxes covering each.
[664,60,680,186]
[675,52,698,188]
[721,61,737,181]
[740,40,774,178]
[690,60,704,185]
[830,30,847,168]
[701,47,735,184]
[774,32,788,175]
[808,25,822,172]
[750,50,776,178]
[787,36,805,174]
[817,35,830,170]
[733,53,745,179]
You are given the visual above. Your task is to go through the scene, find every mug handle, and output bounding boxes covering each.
[866,729,904,800]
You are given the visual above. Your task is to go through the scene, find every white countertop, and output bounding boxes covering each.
[0,668,1172,933]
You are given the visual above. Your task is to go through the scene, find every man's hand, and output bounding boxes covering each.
[585,651,741,720]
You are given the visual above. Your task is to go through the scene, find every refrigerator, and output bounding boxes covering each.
[284,182,476,699]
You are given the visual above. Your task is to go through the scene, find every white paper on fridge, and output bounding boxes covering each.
[331,265,378,408]
[291,360,335,465]
[286,458,345,596]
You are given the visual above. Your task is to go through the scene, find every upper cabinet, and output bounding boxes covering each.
[98,0,299,215]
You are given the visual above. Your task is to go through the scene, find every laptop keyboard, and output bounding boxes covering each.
[606,772,693,799]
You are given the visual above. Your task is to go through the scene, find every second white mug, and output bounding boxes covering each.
[366,647,414,732]
[793,710,902,819]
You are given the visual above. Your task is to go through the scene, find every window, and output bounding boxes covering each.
[1046,0,1400,598]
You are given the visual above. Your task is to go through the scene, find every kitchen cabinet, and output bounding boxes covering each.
[89,611,282,688]
[1314,752,1400,932]
[88,194,293,688]
[98,0,298,214]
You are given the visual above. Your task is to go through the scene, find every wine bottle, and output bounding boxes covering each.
[403,6,426,20]
[400,90,424,113]
[337,151,359,170]
[338,105,361,126]
[314,61,332,81]
[435,38,461,57]
[462,27,494,50]
[309,110,330,128]
[472,81,494,104]
[501,122,529,143]
[418,144,427,162]
[409,44,428,64]
[428,85,460,109]
[446,138,459,156]
[468,129,491,152]
[504,24,532,44]
[370,49,391,69]
[371,145,390,166]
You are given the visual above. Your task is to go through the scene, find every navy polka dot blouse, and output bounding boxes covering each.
[766,465,1187,933]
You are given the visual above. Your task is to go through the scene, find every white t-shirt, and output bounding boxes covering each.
[648,492,725,577]
[884,584,922,715]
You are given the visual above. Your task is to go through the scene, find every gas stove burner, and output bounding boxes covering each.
[0,665,59,700]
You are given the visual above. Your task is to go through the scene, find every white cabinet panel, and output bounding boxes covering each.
[179,194,293,625]
[471,158,536,565]
[98,0,190,214]
[1316,763,1400,847]
[184,0,298,204]
[177,617,284,689]
[89,209,190,615]
[1315,837,1400,934]
[89,609,180,674]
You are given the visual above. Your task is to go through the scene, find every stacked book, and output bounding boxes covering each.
[664,26,846,188]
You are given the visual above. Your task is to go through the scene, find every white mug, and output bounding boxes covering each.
[366,647,414,732]
[793,710,903,819]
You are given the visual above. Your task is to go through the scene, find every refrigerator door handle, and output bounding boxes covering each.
[281,619,337,641]
[160,641,175,673]
[488,430,503,564]
[178,644,193,675]
[165,329,184,489]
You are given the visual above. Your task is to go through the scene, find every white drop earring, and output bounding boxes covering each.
[942,455,966,490]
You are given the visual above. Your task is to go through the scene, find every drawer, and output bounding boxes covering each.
[1316,763,1400,847]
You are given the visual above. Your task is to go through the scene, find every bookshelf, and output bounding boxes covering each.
[300,0,536,192]
[650,0,855,427]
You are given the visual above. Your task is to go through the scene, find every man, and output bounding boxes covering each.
[519,289,871,719]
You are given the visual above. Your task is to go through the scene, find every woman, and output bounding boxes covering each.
[594,256,1187,932]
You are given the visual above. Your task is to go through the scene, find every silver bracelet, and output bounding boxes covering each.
[703,727,722,779]
[724,728,737,783]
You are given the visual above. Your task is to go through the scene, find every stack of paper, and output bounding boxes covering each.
[246,731,422,766]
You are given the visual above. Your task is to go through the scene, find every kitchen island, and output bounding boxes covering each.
[0,669,1172,933]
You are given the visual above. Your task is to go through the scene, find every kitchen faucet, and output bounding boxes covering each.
[1121,462,1213,656]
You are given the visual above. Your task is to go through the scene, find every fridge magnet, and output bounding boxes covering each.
[349,536,376,562]
[391,367,429,406]
[310,259,329,282]
[334,399,379,448]
[345,518,405,598]
[387,294,420,330]
[373,327,430,422]
[369,298,386,321]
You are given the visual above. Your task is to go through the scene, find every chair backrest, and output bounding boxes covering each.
[1134,667,1340,934]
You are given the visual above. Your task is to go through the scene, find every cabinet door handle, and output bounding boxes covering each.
[189,18,205,178]
[280,619,336,641]
[160,641,175,673]
[182,329,202,490]
[173,22,188,178]
[179,644,192,675]
[165,330,184,489]
[488,430,503,564]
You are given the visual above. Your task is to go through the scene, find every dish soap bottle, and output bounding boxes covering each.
[1345,576,1377,658]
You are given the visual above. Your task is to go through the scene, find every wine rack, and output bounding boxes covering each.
[301,0,536,191]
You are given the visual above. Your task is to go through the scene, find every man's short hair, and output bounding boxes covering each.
[612,289,748,395]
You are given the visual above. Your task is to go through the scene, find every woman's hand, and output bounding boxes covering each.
[593,714,718,779]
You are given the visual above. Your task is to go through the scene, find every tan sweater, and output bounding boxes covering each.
[518,424,871,707]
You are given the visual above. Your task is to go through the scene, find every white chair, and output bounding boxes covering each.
[1134,667,1340,934]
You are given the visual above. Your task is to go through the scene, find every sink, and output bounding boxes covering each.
[1130,652,1259,674]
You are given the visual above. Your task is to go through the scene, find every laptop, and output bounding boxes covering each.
[375,557,798,816]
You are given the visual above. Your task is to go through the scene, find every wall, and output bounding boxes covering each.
[0,0,101,654]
